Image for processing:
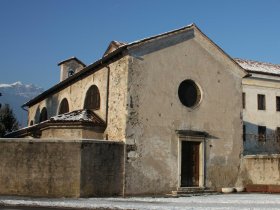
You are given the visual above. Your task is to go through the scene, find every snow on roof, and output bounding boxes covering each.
[235,58,280,75]
[50,109,105,126]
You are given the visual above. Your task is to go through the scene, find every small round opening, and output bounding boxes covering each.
[178,80,201,108]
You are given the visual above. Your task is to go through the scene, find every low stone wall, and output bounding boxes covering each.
[0,138,124,197]
[239,154,280,187]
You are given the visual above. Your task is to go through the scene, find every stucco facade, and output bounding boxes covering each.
[124,27,245,193]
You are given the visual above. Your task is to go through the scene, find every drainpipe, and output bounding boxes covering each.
[105,66,110,139]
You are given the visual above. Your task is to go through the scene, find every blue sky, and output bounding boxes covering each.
[1,0,280,89]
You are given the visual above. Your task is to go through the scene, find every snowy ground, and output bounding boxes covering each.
[0,193,280,210]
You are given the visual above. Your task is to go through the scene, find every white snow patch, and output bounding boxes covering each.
[50,109,95,122]
[1,194,280,210]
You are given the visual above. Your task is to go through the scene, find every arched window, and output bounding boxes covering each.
[29,120,34,126]
[68,68,75,77]
[84,85,100,110]
[34,106,40,124]
[58,98,69,114]
[39,107,48,122]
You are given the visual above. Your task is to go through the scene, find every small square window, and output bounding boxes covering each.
[258,94,266,110]
[258,126,266,141]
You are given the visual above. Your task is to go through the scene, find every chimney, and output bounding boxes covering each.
[57,57,86,81]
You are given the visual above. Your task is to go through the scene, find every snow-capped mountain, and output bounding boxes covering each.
[0,81,44,127]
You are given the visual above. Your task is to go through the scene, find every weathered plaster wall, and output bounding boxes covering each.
[238,155,280,186]
[124,28,244,194]
[0,139,124,197]
[243,77,280,154]
[28,56,129,141]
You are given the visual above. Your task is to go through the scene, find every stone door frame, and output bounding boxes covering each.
[177,130,206,189]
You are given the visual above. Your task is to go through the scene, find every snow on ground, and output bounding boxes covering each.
[0,194,280,210]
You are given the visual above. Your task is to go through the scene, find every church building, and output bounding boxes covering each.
[4,23,257,196]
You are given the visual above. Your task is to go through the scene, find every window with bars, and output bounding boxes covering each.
[257,94,266,110]
[258,126,266,141]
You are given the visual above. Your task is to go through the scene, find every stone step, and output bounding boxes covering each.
[170,187,217,197]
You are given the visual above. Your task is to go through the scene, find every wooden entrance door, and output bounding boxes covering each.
[181,141,200,187]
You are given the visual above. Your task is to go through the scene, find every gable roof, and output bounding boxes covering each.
[103,41,127,57]
[23,23,247,107]
[57,57,86,67]
[235,58,280,76]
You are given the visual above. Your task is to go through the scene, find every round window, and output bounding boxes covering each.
[178,80,201,108]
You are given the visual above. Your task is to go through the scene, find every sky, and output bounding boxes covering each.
[1,0,280,89]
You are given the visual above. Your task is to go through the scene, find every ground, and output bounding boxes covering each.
[0,193,280,210]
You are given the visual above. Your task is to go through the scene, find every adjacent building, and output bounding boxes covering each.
[236,59,280,154]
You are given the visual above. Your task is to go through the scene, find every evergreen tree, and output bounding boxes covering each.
[0,104,19,137]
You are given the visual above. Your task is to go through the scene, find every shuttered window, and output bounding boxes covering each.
[84,85,100,110]
[276,96,280,111]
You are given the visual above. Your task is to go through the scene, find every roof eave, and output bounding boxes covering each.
[193,24,248,78]
[5,120,106,138]
[246,70,280,77]
[57,57,86,67]
[23,46,128,107]
[23,24,197,107]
